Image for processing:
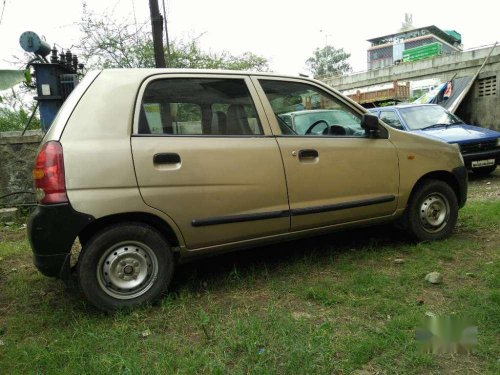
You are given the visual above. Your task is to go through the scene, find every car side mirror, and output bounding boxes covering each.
[361,113,379,132]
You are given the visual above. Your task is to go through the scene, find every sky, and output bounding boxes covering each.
[0,0,498,75]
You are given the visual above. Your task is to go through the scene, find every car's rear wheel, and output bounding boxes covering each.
[472,165,496,177]
[77,223,173,312]
[406,179,458,241]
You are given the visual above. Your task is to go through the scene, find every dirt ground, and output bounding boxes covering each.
[467,168,500,201]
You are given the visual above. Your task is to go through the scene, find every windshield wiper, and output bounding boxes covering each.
[421,123,450,130]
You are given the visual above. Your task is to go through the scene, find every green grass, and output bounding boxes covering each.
[0,200,499,374]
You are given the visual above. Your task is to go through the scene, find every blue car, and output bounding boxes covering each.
[370,104,500,176]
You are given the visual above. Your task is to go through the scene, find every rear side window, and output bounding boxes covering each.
[138,78,263,135]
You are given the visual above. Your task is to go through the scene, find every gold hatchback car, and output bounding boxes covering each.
[28,70,467,311]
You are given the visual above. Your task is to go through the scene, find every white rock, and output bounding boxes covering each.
[425,272,443,284]
[140,329,151,338]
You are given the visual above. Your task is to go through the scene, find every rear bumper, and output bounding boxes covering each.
[452,166,468,208]
[462,148,499,169]
[28,203,94,279]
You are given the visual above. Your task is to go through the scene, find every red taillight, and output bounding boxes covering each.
[33,141,68,204]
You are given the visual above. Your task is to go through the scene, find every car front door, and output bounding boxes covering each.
[131,75,289,249]
[252,77,400,231]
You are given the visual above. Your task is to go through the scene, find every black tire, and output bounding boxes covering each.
[406,179,458,242]
[77,223,174,312]
[472,165,496,177]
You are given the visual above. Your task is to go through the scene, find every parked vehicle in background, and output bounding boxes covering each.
[29,70,467,311]
[370,104,500,176]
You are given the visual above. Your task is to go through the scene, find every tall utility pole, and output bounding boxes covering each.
[161,0,171,59]
[149,0,166,68]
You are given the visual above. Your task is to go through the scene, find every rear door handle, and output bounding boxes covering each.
[153,153,181,164]
[298,149,319,159]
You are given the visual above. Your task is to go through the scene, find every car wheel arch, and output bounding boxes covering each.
[78,212,182,251]
[408,170,462,208]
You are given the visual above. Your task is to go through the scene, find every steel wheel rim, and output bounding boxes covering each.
[97,241,159,300]
[419,192,450,233]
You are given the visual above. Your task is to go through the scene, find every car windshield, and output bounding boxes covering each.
[292,110,359,134]
[398,106,464,130]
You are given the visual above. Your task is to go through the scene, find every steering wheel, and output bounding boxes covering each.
[305,120,329,135]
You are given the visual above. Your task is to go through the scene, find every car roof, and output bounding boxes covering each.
[280,109,341,116]
[98,68,310,80]
[371,104,440,111]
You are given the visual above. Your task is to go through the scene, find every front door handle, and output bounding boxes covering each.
[298,149,319,159]
[153,153,181,164]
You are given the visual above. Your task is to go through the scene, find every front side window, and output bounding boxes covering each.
[138,78,263,135]
[380,111,404,130]
[259,79,365,137]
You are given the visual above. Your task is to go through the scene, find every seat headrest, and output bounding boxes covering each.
[226,104,251,135]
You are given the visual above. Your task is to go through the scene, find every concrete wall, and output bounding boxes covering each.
[459,70,500,130]
[0,131,43,204]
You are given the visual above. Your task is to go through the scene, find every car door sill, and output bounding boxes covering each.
[180,210,403,260]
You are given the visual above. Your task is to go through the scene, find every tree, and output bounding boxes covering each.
[0,87,40,132]
[306,45,352,78]
[78,4,270,71]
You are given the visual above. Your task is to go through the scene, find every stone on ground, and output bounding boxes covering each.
[425,272,443,284]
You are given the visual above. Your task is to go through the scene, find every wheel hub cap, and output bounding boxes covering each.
[97,242,158,300]
[419,193,450,233]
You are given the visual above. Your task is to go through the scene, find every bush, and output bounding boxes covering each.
[0,107,40,132]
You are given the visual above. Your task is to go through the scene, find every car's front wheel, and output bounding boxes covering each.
[77,223,174,312]
[406,179,458,242]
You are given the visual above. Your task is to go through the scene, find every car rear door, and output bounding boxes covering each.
[131,74,289,249]
[252,77,400,232]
